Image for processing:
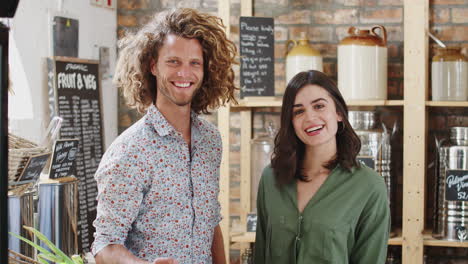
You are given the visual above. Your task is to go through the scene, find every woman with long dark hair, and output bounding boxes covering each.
[254,70,390,264]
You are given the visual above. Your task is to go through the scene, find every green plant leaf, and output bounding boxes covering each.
[37,256,50,264]
[23,226,74,264]
[8,231,55,257]
[37,252,63,263]
[71,254,84,264]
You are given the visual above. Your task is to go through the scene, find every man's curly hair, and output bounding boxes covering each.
[114,8,238,114]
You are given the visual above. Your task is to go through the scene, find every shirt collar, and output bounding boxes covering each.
[147,104,201,138]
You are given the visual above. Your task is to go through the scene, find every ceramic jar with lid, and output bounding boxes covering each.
[431,47,468,101]
[285,32,323,84]
[338,25,388,100]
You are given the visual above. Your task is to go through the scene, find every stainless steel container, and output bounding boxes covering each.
[349,111,392,226]
[433,127,468,242]
[250,129,274,212]
[38,178,79,256]
[349,111,392,193]
[8,189,35,258]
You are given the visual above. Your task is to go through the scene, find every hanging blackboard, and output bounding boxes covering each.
[445,170,468,201]
[53,16,79,57]
[49,139,79,179]
[239,16,275,98]
[357,156,376,170]
[17,153,51,183]
[47,57,103,254]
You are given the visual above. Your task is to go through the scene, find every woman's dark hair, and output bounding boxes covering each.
[271,70,361,185]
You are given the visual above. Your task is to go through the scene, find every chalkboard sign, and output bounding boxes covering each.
[239,16,274,98]
[246,213,257,232]
[48,57,103,253]
[49,139,79,179]
[357,156,376,170]
[53,16,79,57]
[445,170,468,201]
[17,153,51,183]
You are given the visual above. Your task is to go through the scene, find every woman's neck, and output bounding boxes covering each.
[302,141,337,179]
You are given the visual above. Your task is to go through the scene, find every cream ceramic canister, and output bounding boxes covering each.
[338,25,388,100]
[432,47,468,101]
[285,32,323,84]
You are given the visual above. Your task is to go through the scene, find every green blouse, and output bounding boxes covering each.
[254,165,390,264]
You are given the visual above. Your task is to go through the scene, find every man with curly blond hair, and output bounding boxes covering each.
[92,8,237,264]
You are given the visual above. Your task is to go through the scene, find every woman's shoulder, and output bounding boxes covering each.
[261,164,287,189]
[347,164,387,194]
[260,164,275,184]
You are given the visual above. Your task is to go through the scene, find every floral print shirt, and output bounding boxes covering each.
[92,105,222,264]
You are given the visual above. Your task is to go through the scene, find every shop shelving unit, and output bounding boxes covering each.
[216,0,468,263]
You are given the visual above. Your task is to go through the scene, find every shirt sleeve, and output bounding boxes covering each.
[91,142,148,256]
[254,167,268,264]
[213,130,223,227]
[350,178,390,264]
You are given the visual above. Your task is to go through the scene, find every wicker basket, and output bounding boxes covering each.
[8,134,47,182]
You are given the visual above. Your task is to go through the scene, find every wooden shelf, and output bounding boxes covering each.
[426,101,468,107]
[347,100,404,106]
[230,232,403,245]
[389,231,403,245]
[423,233,468,248]
[232,97,282,108]
[230,232,255,243]
[231,98,404,108]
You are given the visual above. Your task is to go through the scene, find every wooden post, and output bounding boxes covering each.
[218,105,230,263]
[218,1,231,262]
[241,0,252,17]
[240,110,252,230]
[239,0,254,257]
[402,0,428,263]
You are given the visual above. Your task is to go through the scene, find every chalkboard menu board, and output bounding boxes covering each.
[48,57,103,253]
[239,16,274,98]
[246,213,257,232]
[357,156,376,170]
[49,139,79,179]
[445,170,468,201]
[17,153,51,183]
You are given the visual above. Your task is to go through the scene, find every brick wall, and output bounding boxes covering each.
[117,0,468,261]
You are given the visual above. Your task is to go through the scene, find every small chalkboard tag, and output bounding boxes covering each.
[239,16,274,98]
[246,213,257,232]
[445,170,468,201]
[49,139,79,179]
[17,153,52,183]
[357,156,376,170]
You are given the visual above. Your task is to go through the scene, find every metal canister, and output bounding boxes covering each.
[38,178,79,256]
[241,248,253,264]
[433,127,468,242]
[8,188,35,258]
[348,111,392,222]
[250,126,275,212]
